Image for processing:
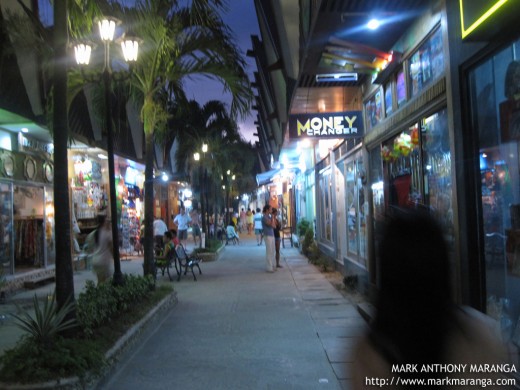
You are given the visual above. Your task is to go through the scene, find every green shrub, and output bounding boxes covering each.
[302,227,314,255]
[192,238,223,254]
[0,336,104,383]
[296,218,311,236]
[76,274,155,336]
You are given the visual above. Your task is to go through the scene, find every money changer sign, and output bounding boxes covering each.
[288,111,364,140]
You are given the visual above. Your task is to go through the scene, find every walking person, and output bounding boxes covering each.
[173,206,191,248]
[253,208,263,245]
[272,208,283,268]
[262,205,276,272]
[190,208,201,247]
[246,208,253,235]
[91,214,114,284]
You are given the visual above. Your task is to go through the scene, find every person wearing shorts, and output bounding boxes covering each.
[253,207,263,245]
[173,207,191,248]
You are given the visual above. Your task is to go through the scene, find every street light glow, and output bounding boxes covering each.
[120,38,140,62]
[74,43,92,65]
[98,17,119,42]
[194,152,200,161]
[202,143,208,153]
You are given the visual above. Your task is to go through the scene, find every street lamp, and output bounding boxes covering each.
[75,17,140,285]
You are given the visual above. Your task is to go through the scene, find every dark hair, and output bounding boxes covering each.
[170,229,177,237]
[164,231,173,240]
[371,209,453,367]
[256,207,261,213]
[271,208,278,214]
[262,205,270,213]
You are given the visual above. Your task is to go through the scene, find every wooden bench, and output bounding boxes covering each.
[24,275,55,290]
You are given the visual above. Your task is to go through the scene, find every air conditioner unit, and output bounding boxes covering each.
[315,73,358,83]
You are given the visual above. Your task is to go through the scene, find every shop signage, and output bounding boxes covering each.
[18,134,53,155]
[459,0,510,39]
[288,111,364,140]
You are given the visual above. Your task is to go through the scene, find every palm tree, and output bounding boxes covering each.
[124,0,252,275]
[168,98,241,239]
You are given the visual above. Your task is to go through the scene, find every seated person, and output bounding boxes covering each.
[169,229,180,247]
[226,221,240,242]
[156,231,175,260]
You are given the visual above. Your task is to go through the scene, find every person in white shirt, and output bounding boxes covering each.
[173,206,191,248]
[153,217,168,249]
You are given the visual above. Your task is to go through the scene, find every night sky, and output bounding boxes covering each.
[38,0,260,143]
[184,2,260,143]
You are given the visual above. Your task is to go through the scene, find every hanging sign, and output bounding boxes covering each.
[288,111,364,140]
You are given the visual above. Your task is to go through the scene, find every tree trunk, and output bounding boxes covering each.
[143,112,155,277]
[53,0,76,313]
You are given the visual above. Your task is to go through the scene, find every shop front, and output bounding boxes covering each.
[68,147,109,252]
[0,134,55,278]
[465,34,520,351]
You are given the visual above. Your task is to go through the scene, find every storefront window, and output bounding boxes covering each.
[469,38,520,345]
[397,69,406,107]
[318,168,333,242]
[344,156,367,267]
[0,182,13,275]
[381,109,451,225]
[421,109,453,235]
[13,185,45,270]
[44,187,55,266]
[365,89,383,131]
[69,151,109,250]
[384,82,393,117]
[409,27,444,97]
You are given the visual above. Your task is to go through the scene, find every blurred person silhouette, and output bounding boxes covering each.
[254,208,263,245]
[272,208,283,268]
[352,209,510,388]
[91,214,113,284]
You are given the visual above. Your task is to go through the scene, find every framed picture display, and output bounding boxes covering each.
[24,157,37,181]
[1,153,15,177]
[43,162,54,183]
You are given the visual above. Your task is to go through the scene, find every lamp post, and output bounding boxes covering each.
[75,17,140,285]
[194,144,208,247]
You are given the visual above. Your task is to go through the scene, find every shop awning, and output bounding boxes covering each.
[256,169,280,186]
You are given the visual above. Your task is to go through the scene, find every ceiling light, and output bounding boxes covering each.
[316,73,358,83]
[367,19,381,30]
[21,127,29,133]
[98,153,108,159]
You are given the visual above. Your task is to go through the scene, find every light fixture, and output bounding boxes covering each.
[74,43,92,65]
[120,37,140,62]
[202,143,208,153]
[194,152,200,161]
[21,127,29,133]
[98,17,120,42]
[162,173,169,182]
[97,153,108,159]
[367,18,381,30]
[316,73,358,83]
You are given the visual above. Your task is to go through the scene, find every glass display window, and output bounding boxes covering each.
[409,27,444,97]
[396,69,406,107]
[342,155,367,267]
[0,182,13,275]
[365,89,383,131]
[468,37,520,347]
[318,167,333,242]
[380,108,451,222]
[384,82,393,117]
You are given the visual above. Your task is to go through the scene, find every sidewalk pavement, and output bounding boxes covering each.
[0,235,368,389]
